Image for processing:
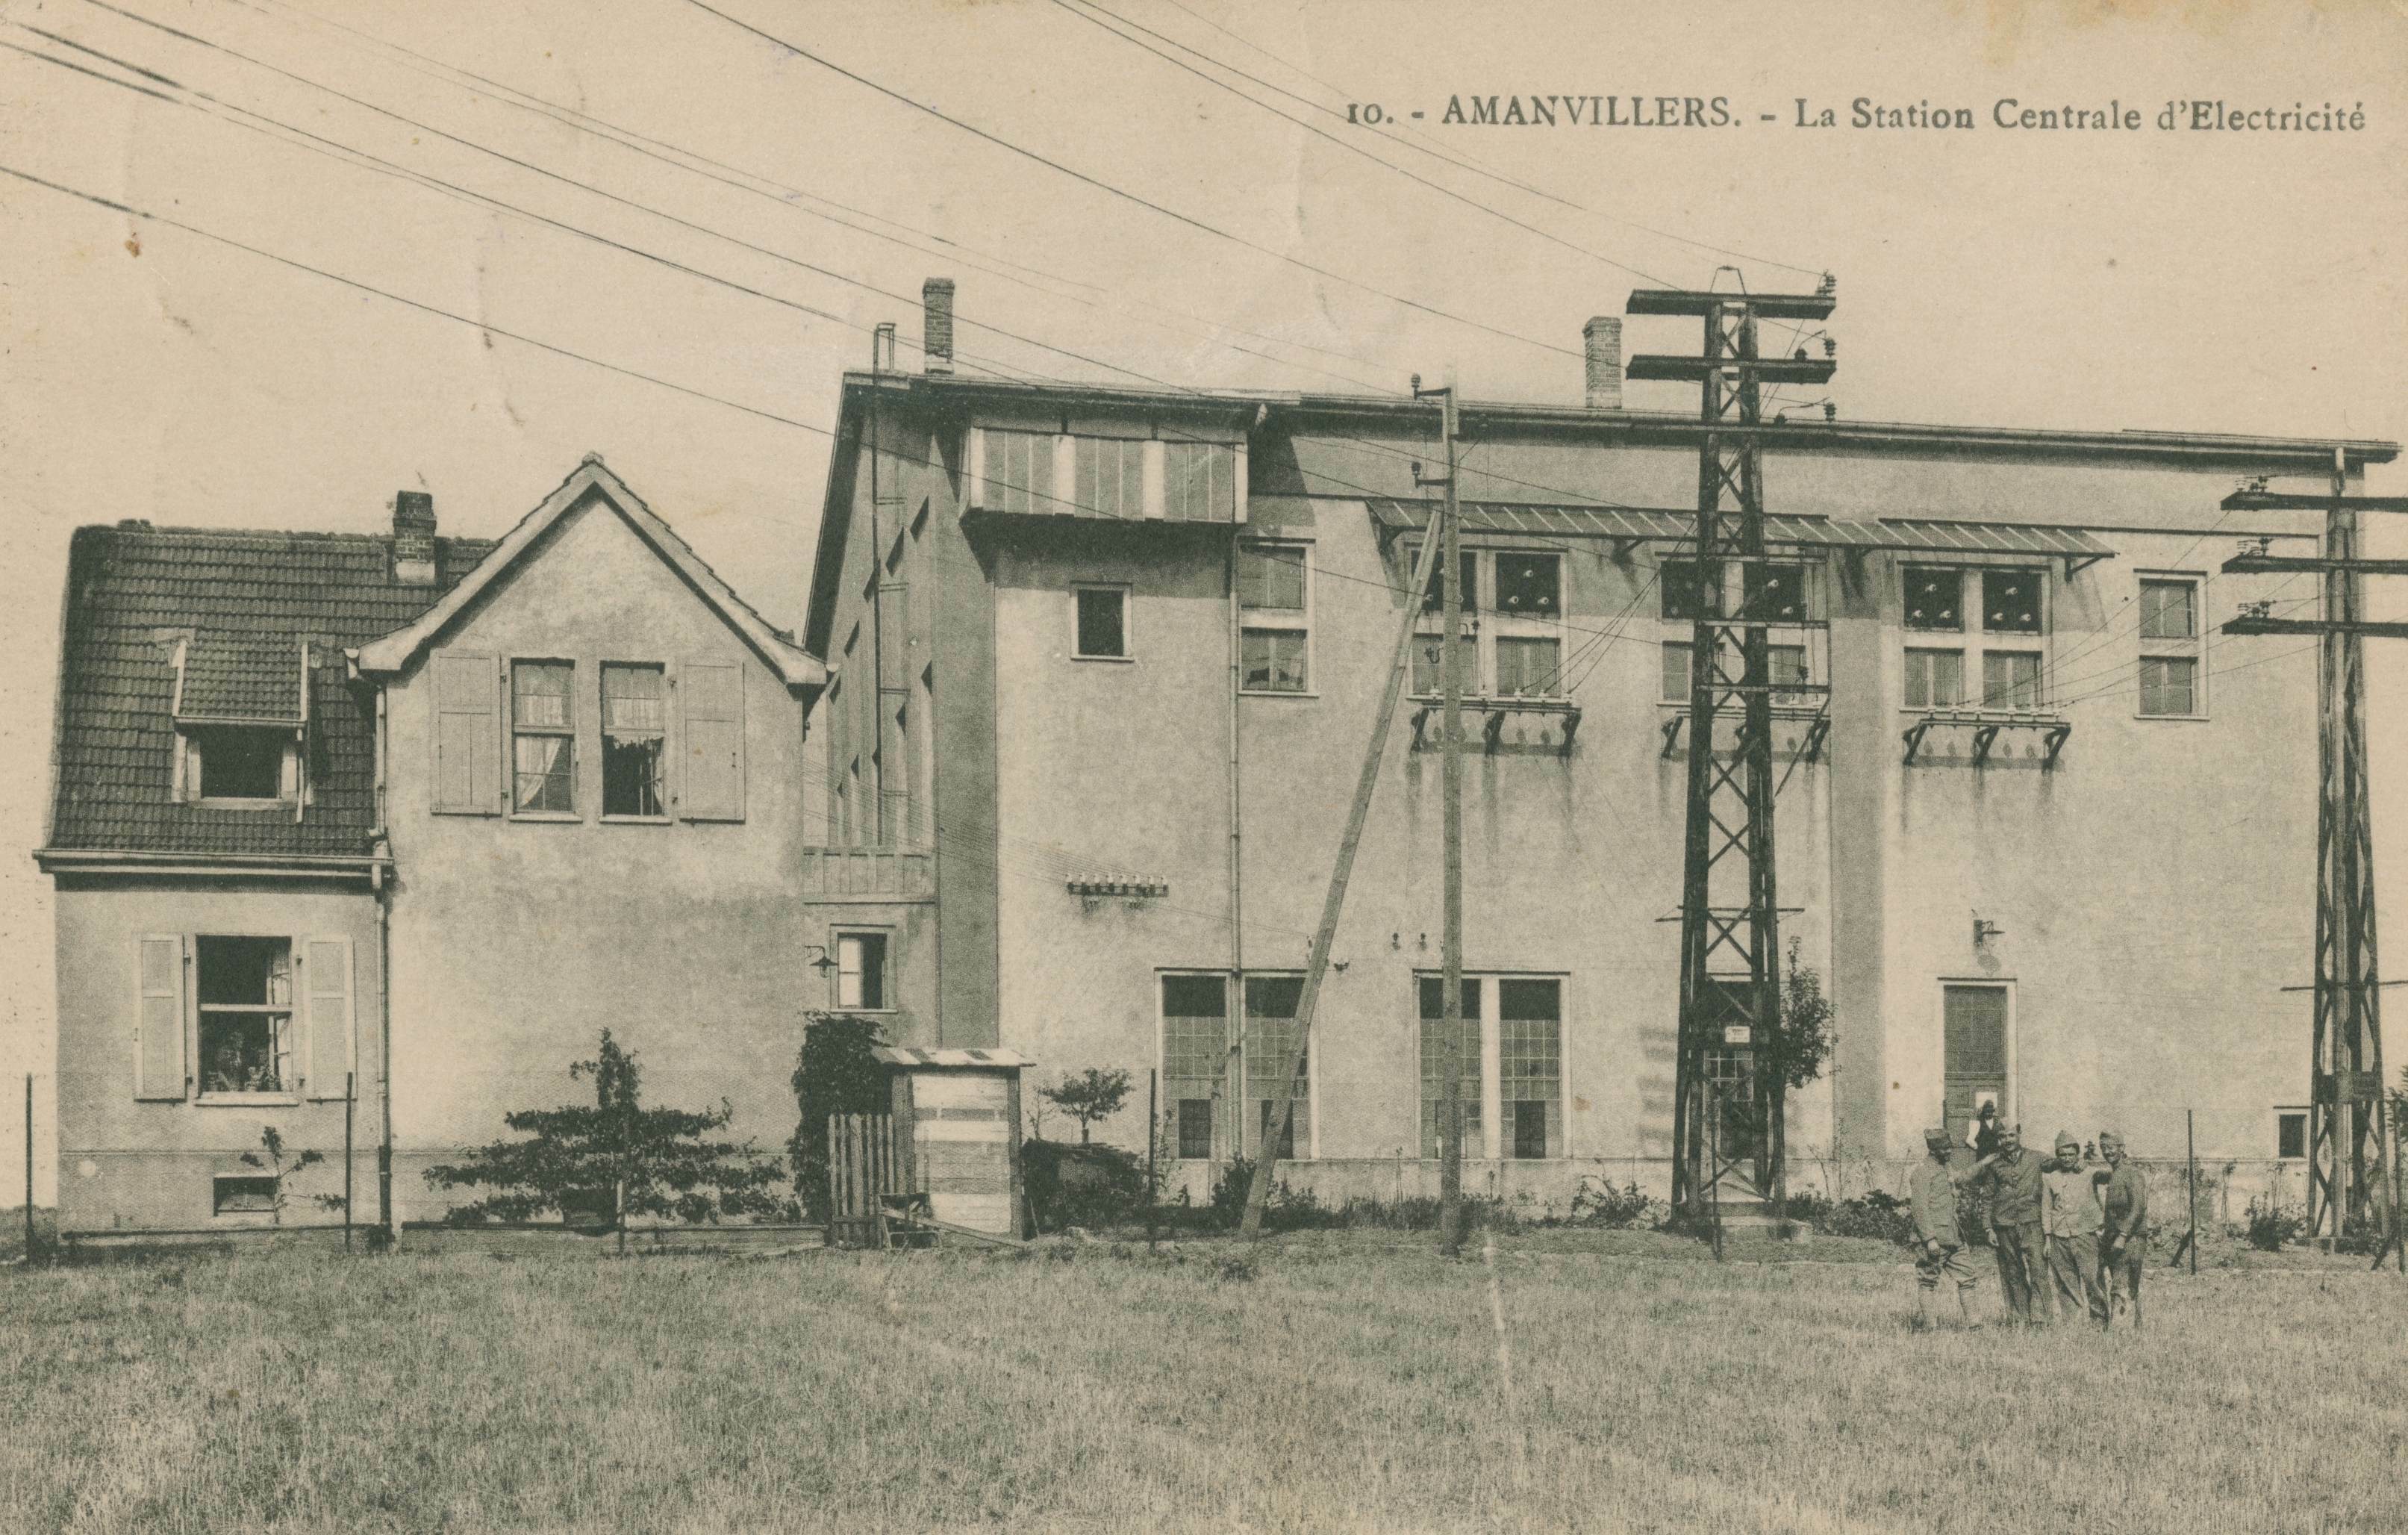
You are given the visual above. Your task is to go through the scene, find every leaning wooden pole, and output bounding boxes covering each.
[1242,452,1454,1239]
[1435,378,1467,1260]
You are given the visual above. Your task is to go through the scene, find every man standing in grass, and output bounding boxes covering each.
[1971,1124,2048,1325]
[1911,1127,1981,1329]
[2097,1129,2149,1330]
[2041,1130,2109,1328]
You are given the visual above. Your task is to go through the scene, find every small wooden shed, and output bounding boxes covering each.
[873,1046,1031,1238]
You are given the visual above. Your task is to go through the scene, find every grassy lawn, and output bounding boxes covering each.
[1,1229,2398,1533]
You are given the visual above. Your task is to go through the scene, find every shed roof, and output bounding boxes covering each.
[871,1047,1035,1071]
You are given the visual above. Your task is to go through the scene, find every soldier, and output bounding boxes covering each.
[1910,1127,1981,1329]
[2097,1129,2150,1330]
[1970,1123,2048,1326]
[2040,1130,2109,1327]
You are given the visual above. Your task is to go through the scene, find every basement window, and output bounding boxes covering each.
[196,936,293,1099]
[211,1176,278,1216]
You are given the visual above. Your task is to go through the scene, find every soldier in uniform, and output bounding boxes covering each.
[1911,1127,1981,1329]
[2097,1129,2150,1330]
[2041,1130,2109,1327]
[1970,1124,2049,1325]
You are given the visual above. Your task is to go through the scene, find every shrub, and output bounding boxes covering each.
[2245,1193,2306,1252]
[1023,1139,1148,1231]
[1570,1177,1664,1230]
[1819,1189,1917,1246]
[787,1013,889,1222]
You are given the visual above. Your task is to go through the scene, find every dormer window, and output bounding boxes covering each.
[193,727,288,801]
[169,634,311,809]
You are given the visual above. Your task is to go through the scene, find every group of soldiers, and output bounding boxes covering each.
[1909,1106,2150,1330]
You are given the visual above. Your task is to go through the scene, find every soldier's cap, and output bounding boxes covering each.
[2098,1129,2124,1145]
[1922,1127,1951,1148]
[2053,1130,2079,1151]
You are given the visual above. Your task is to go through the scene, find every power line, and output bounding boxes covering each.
[675,0,1582,360]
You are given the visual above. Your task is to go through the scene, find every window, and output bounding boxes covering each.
[1073,586,1129,660]
[1238,544,1310,693]
[1410,548,1565,698]
[981,429,1057,515]
[1745,564,1806,623]
[601,664,666,817]
[1770,643,1811,705]
[835,931,888,1011]
[1903,567,1962,632]
[1902,568,2050,712]
[1497,979,1562,1159]
[511,660,575,814]
[193,726,287,800]
[212,1176,277,1215]
[1164,441,1241,522]
[1661,558,1707,622]
[1161,974,1228,1159]
[196,936,293,1098]
[1419,976,1484,1159]
[2277,1109,2308,1162]
[2139,576,2204,717]
[1981,650,2042,710]
[1661,641,1691,703]
[1074,435,1145,520]
[1244,975,1308,1158]
[1177,1099,1213,1160]
[1904,648,1965,709]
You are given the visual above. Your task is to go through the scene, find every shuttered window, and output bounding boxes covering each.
[1164,441,1239,522]
[135,935,187,1100]
[510,661,575,815]
[602,664,668,817]
[430,651,499,815]
[679,660,746,821]
[1074,436,1145,520]
[196,936,293,1098]
[981,429,1058,515]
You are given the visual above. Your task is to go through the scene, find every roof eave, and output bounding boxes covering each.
[33,849,388,885]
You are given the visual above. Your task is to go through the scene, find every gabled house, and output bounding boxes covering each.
[38,456,826,1234]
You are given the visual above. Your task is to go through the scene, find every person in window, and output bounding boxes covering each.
[1963,1099,2001,1159]
[1968,1124,2047,1326]
[1910,1128,1981,1330]
[2040,1130,2109,1328]
[2096,1130,2150,1330]
[205,1043,258,1095]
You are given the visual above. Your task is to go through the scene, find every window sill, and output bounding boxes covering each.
[832,1006,896,1016]
[1240,688,1318,700]
[1071,653,1135,664]
[193,798,295,812]
[2133,712,2209,723]
[600,814,674,825]
[509,812,585,823]
[196,1094,301,1108]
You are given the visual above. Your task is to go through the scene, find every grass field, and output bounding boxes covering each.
[2,1228,2399,1534]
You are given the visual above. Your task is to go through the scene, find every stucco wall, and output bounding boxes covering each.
[52,877,380,1231]
[381,490,813,1222]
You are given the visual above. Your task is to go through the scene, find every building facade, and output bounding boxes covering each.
[38,458,825,1233]
[800,280,2395,1201]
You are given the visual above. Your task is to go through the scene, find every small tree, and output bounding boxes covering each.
[425,1030,787,1242]
[1760,938,1838,1209]
[240,1126,343,1227]
[789,1012,890,1222]
[1040,1068,1132,1145]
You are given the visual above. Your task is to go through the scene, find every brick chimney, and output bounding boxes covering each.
[922,277,955,376]
[1582,317,1622,410]
[393,490,437,585]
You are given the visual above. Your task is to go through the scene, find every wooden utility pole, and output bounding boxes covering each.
[2222,473,2408,1261]
[1426,376,1467,1258]
[1241,452,1454,1238]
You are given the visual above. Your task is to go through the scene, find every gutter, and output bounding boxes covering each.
[31,850,387,883]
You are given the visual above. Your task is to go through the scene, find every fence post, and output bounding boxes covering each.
[1147,1068,1159,1252]
[23,1074,33,1265]
[343,1071,355,1254]
[2186,1109,2198,1276]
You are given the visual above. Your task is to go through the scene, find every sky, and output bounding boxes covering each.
[1,0,2404,1198]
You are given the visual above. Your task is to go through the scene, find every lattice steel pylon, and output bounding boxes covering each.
[1626,275,1835,1217]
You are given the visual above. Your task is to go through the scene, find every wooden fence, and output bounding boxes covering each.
[826,1112,902,1249]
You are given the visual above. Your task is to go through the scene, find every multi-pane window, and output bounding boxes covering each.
[1904,648,1965,709]
[981,429,1057,515]
[1410,548,1564,697]
[2139,575,2203,717]
[601,664,666,817]
[1661,558,1706,622]
[1074,436,1145,520]
[1238,544,1311,693]
[1244,975,1308,1158]
[1661,641,1692,703]
[1161,974,1228,1160]
[511,660,574,813]
[1901,568,2049,712]
[1745,564,1807,623]
[835,930,888,1010]
[1661,559,1818,703]
[1418,976,1484,1159]
[196,936,293,1097]
[1497,979,1562,1159]
[1073,586,1129,660]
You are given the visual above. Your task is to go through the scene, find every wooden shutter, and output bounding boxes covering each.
[680,660,746,821]
[135,935,187,1100]
[431,651,500,815]
[303,936,355,1100]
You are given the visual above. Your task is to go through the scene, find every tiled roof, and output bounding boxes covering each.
[49,524,493,857]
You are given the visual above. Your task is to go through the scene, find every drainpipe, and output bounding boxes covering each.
[1226,531,1245,1177]
[374,682,394,1244]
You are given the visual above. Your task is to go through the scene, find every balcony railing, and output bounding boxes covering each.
[800,845,935,900]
